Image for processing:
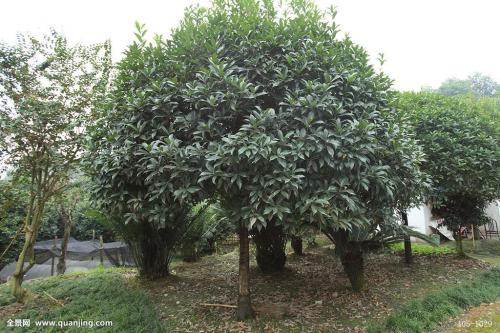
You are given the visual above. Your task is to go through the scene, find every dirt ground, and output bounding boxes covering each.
[143,244,490,332]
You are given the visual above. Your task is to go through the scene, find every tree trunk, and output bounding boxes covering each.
[11,232,32,301]
[340,248,364,292]
[237,222,254,320]
[455,228,466,258]
[11,201,45,302]
[253,221,286,273]
[125,220,175,279]
[401,211,413,264]
[473,226,480,240]
[291,236,303,255]
[332,229,365,292]
[57,207,72,275]
[138,227,172,278]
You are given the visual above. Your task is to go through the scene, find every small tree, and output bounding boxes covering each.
[0,31,110,301]
[397,92,500,257]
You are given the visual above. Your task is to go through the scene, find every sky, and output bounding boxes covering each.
[0,0,499,91]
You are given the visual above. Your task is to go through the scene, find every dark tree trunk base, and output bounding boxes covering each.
[291,236,303,256]
[341,251,365,292]
[253,221,287,273]
[331,229,366,292]
[237,295,254,320]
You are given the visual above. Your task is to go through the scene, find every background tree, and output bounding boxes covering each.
[397,92,500,257]
[0,30,111,301]
[469,73,498,97]
[435,72,499,97]
[436,78,472,96]
[52,178,83,275]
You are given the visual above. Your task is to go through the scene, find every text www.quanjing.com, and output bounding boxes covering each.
[34,320,113,329]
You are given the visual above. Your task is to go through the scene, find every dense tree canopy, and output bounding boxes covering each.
[90,0,428,317]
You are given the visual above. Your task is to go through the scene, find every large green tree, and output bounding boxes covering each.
[397,92,500,256]
[0,30,111,301]
[91,0,426,319]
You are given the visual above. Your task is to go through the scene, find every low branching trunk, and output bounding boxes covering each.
[473,226,480,241]
[340,247,364,292]
[330,229,365,292]
[11,199,45,302]
[237,222,254,320]
[291,235,303,256]
[125,220,179,279]
[252,220,286,273]
[57,207,72,275]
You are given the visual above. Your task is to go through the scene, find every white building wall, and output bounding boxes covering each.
[407,205,430,235]
[407,200,500,238]
[485,200,500,226]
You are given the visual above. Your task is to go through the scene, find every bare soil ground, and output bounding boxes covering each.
[143,244,489,332]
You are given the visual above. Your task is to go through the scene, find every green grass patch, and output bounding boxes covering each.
[389,242,455,255]
[0,268,164,332]
[367,267,500,333]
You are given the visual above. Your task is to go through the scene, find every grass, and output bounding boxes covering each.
[367,267,500,333]
[437,302,500,333]
[389,242,456,255]
[0,267,164,332]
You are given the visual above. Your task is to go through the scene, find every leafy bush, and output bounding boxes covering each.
[180,202,235,261]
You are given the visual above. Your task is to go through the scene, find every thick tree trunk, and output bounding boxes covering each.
[291,235,303,255]
[253,221,286,273]
[139,228,172,278]
[332,229,365,292]
[57,207,72,275]
[237,222,254,320]
[126,220,175,279]
[340,249,364,292]
[401,211,413,264]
